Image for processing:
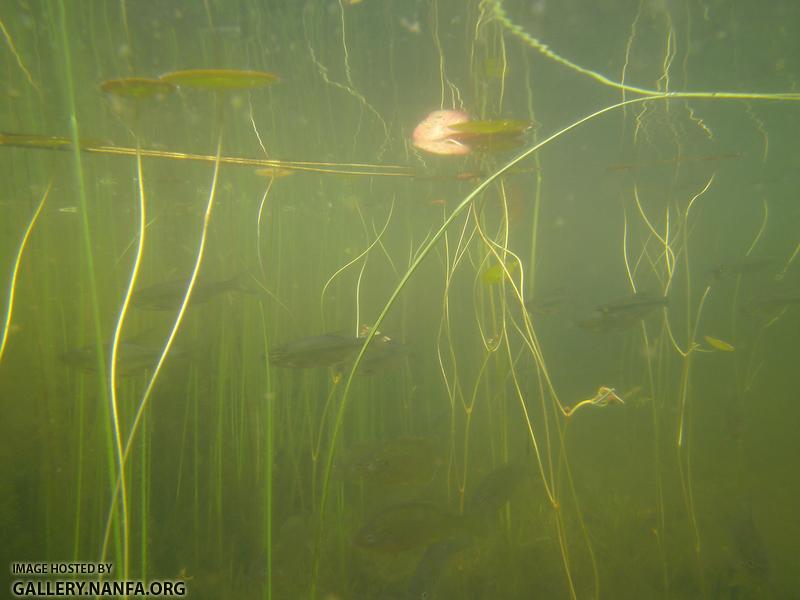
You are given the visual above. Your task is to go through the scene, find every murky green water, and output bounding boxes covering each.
[1,1,798,598]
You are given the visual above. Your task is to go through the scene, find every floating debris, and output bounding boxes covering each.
[704,335,735,352]
[481,261,517,286]
[564,386,625,417]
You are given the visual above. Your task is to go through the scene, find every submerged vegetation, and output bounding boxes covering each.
[1,0,799,598]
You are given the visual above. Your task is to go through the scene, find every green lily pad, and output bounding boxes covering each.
[448,119,533,136]
[159,69,279,90]
[0,133,105,150]
[100,77,176,98]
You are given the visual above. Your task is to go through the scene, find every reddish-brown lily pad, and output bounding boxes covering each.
[159,69,279,90]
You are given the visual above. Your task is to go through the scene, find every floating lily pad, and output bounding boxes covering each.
[0,133,105,150]
[255,166,295,179]
[445,119,533,153]
[448,119,533,136]
[159,69,279,90]
[100,77,176,98]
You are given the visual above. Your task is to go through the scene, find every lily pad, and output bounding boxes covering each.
[0,133,105,150]
[100,77,176,98]
[447,119,533,136]
[255,166,295,179]
[159,69,279,90]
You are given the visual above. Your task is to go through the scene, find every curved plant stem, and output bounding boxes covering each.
[101,130,225,565]
[0,182,51,364]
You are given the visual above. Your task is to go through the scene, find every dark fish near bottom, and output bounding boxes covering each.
[342,437,443,488]
[354,503,469,554]
[730,508,770,581]
[466,462,527,515]
[406,538,471,599]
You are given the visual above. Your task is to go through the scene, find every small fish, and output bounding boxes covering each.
[704,335,735,352]
[60,341,187,375]
[406,538,471,599]
[730,507,771,582]
[705,257,775,281]
[357,335,408,375]
[524,288,571,316]
[132,273,254,310]
[354,503,469,554]
[343,437,443,488]
[466,463,527,515]
[606,152,742,172]
[741,289,800,317]
[577,292,667,332]
[268,334,363,369]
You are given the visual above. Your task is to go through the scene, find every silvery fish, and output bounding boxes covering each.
[60,341,187,375]
[132,273,254,310]
[268,334,363,368]
[358,335,408,374]
[269,331,406,372]
[577,292,667,332]
[741,289,800,317]
[524,288,571,316]
[705,256,775,281]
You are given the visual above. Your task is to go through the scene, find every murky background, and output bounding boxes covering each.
[1,1,798,598]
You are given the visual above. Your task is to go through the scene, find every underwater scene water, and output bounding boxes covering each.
[1,1,799,598]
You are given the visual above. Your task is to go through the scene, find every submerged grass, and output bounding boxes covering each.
[2,1,800,598]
